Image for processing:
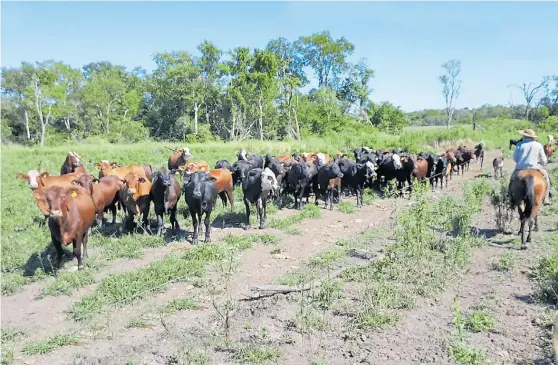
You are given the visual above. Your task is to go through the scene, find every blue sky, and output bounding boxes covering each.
[2,1,557,112]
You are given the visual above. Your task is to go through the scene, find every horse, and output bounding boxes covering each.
[508,169,547,249]
[509,138,523,150]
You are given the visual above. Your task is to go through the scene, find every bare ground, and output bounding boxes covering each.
[2,151,557,365]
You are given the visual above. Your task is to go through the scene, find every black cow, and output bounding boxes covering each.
[426,154,440,189]
[474,143,485,168]
[375,153,404,190]
[338,159,377,207]
[395,153,416,196]
[237,149,264,169]
[286,162,318,210]
[315,162,344,210]
[215,159,233,172]
[232,160,253,186]
[151,168,181,236]
[242,168,279,229]
[432,155,448,191]
[182,172,218,244]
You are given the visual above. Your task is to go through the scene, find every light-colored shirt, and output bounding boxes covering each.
[513,138,547,170]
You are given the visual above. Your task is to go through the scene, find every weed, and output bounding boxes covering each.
[284,227,303,236]
[536,236,558,304]
[465,308,495,333]
[448,297,486,364]
[490,174,514,232]
[1,348,13,365]
[161,298,202,314]
[337,201,356,214]
[23,334,78,355]
[1,327,26,342]
[292,310,329,333]
[234,344,281,364]
[311,357,330,365]
[211,246,240,344]
[170,346,210,365]
[492,252,518,272]
[126,316,151,329]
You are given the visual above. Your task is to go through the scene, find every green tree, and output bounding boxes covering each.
[369,102,408,133]
[297,31,355,89]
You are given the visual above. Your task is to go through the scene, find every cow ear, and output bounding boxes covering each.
[110,162,118,168]
[92,177,100,184]
[40,172,50,178]
[16,173,28,180]
[95,163,102,170]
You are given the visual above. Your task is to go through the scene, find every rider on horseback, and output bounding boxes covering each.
[509,129,552,205]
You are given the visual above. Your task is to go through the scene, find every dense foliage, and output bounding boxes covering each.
[2,31,557,147]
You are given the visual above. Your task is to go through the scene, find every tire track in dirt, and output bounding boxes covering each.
[8,152,506,365]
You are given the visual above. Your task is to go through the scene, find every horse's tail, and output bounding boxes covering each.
[523,174,536,219]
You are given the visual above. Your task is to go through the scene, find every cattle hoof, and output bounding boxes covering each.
[520,245,527,250]
[243,225,250,231]
[259,225,265,230]
[204,237,211,243]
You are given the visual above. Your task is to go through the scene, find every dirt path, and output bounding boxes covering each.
[7,151,554,365]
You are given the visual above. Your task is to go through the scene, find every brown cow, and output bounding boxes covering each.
[492,156,504,179]
[182,161,210,174]
[45,184,96,270]
[16,170,85,217]
[96,161,150,181]
[168,147,192,170]
[72,174,122,226]
[60,151,84,175]
[209,168,235,212]
[276,155,294,163]
[119,172,152,232]
[413,159,429,181]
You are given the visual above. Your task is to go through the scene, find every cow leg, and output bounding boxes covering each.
[73,234,84,270]
[226,189,235,212]
[218,191,227,210]
[204,212,212,243]
[155,206,164,236]
[329,189,334,211]
[259,198,266,230]
[190,209,199,244]
[244,198,251,230]
[51,234,65,270]
[170,206,179,231]
[110,204,117,224]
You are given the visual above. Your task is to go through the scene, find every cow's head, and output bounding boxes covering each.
[45,185,68,219]
[16,169,47,190]
[329,162,344,179]
[71,173,97,195]
[67,151,82,168]
[261,167,280,193]
[364,161,377,179]
[121,173,146,199]
[96,161,118,175]
[155,168,173,187]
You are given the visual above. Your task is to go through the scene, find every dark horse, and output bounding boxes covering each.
[509,169,547,249]
[509,137,523,150]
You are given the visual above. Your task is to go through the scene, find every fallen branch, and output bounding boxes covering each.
[241,253,385,300]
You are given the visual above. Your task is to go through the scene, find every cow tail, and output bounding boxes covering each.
[523,175,535,219]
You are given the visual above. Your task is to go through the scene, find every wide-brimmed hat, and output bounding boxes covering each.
[519,129,538,139]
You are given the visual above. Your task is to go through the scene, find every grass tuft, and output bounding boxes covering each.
[23,334,78,355]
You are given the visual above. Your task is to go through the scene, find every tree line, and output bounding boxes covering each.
[2,31,557,147]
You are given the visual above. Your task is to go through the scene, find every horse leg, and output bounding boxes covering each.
[526,218,533,243]
[520,217,527,249]
[534,215,539,232]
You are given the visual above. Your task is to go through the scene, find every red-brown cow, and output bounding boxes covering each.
[119,172,152,232]
[209,168,235,212]
[181,161,210,174]
[544,144,553,162]
[168,147,192,170]
[60,151,84,175]
[72,174,122,226]
[45,184,96,270]
[96,161,151,181]
[16,170,85,217]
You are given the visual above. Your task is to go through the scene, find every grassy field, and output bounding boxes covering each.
[0,118,543,296]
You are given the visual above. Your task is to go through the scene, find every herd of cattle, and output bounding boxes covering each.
[16,143,489,271]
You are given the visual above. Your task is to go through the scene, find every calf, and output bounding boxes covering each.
[242,167,279,229]
[287,162,318,210]
[215,159,233,172]
[60,151,85,175]
[264,154,287,185]
[493,156,504,179]
[183,172,218,244]
[315,162,344,210]
[150,168,181,236]
[168,147,192,170]
[338,159,377,207]
[71,174,121,226]
[45,185,95,270]
[119,172,152,233]
[209,168,235,212]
